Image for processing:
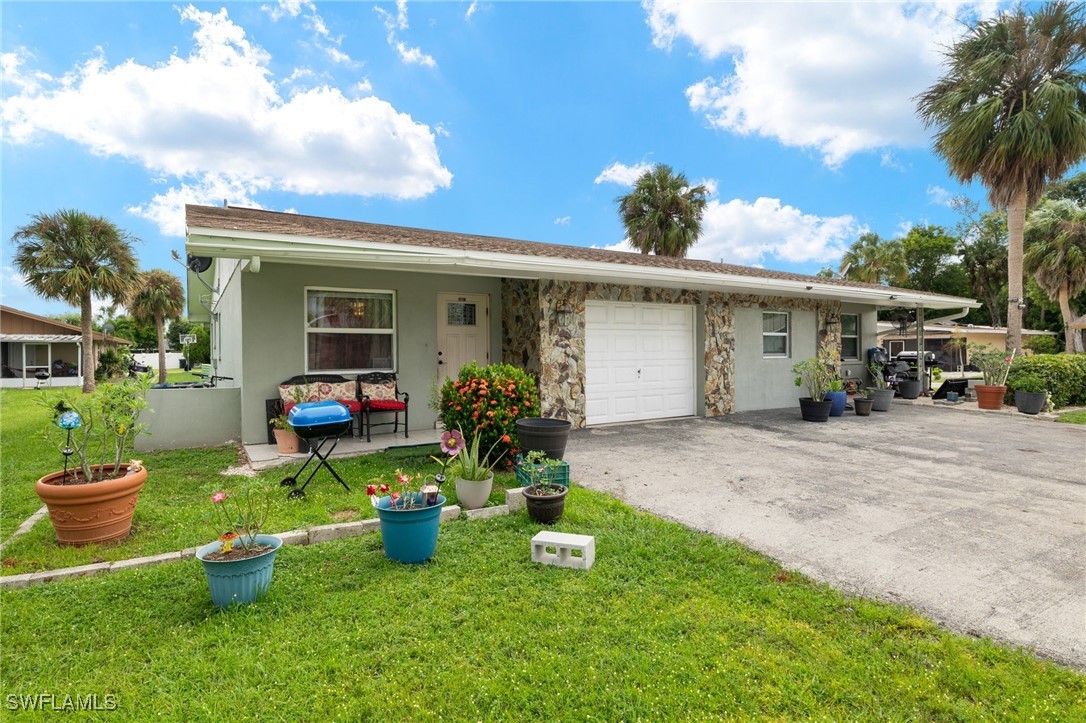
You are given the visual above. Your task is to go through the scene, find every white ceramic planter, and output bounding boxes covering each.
[454,473,494,510]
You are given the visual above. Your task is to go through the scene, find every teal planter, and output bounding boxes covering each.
[375,494,446,564]
[196,534,282,609]
[825,391,847,417]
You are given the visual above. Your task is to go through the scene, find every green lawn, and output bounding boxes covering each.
[2,389,1084,718]
[1056,409,1086,424]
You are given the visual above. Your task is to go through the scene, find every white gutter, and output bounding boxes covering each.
[186,226,981,311]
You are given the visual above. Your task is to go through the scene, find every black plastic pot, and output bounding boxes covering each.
[798,397,833,422]
[523,485,568,524]
[516,417,572,460]
[854,397,874,416]
[1014,390,1047,415]
[897,380,922,399]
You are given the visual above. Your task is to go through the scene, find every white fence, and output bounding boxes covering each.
[131,352,186,369]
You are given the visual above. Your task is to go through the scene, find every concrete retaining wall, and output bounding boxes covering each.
[137,387,241,451]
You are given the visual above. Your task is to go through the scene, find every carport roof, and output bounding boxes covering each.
[185,205,980,311]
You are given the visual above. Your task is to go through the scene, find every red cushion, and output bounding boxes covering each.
[366,400,405,412]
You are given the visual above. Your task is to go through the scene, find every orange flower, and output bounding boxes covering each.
[502,434,511,443]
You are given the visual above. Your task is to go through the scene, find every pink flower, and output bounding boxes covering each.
[397,473,412,486]
[211,491,227,504]
[379,483,390,493]
[440,429,464,456]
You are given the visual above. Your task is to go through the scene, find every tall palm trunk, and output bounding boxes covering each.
[1006,188,1027,353]
[155,316,167,384]
[80,293,96,394]
[1057,286,1084,353]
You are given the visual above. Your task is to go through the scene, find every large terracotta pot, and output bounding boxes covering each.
[35,464,147,546]
[975,384,1007,411]
[272,428,302,455]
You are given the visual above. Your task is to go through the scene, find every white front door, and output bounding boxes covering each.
[585,301,696,425]
[437,293,490,385]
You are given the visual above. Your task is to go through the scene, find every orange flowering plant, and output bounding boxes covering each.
[439,362,540,465]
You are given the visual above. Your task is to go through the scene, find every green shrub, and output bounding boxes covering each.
[439,362,540,464]
[1005,354,1086,408]
[94,346,131,381]
[1023,335,1060,355]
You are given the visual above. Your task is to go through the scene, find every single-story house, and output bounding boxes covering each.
[184,205,980,446]
[0,305,132,388]
[878,321,1060,369]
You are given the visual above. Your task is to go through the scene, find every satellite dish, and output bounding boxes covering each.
[102,322,115,335]
[187,255,212,273]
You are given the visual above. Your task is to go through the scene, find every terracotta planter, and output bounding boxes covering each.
[975,384,1007,411]
[273,428,302,455]
[35,464,147,546]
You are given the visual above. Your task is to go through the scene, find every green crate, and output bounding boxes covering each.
[515,459,570,489]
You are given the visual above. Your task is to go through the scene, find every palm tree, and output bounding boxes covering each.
[838,232,908,286]
[11,210,140,393]
[916,2,1086,353]
[1024,199,1086,352]
[616,165,708,257]
[129,270,186,384]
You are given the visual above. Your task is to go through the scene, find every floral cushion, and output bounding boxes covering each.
[279,383,318,404]
[360,381,397,401]
[279,381,356,404]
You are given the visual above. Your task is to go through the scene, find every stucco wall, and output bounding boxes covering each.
[213,258,245,385]
[138,387,241,451]
[236,264,501,444]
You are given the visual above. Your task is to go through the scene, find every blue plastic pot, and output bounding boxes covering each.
[196,534,282,609]
[825,391,848,417]
[375,494,446,564]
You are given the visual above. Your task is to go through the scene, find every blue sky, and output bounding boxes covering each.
[2,1,1010,317]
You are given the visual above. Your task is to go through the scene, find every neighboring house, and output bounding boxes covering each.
[185,205,980,445]
[878,321,1060,370]
[0,305,132,388]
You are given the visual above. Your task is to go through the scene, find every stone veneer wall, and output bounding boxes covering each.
[502,280,845,426]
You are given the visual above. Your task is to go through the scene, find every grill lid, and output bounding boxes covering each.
[288,400,351,428]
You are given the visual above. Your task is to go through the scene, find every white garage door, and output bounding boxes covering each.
[585,301,696,425]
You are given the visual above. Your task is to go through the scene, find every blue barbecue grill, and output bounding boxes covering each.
[280,401,353,499]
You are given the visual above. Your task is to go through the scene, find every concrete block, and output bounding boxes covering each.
[30,562,111,585]
[464,505,509,521]
[440,505,461,522]
[361,518,380,531]
[506,487,526,511]
[531,531,595,570]
[110,551,183,572]
[275,529,310,546]
[308,521,368,544]
[179,547,199,559]
[0,573,35,590]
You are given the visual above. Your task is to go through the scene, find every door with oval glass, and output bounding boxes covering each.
[437,293,490,385]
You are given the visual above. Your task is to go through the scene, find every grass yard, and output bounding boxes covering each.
[1056,408,1086,424]
[1,389,1084,718]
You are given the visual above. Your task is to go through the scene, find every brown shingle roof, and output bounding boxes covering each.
[186,204,972,302]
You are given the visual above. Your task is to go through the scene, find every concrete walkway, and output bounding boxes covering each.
[564,403,1086,669]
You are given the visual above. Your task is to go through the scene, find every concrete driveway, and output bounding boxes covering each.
[564,404,1086,669]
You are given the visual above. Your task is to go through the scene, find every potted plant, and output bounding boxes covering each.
[196,485,281,609]
[269,410,302,454]
[448,428,505,510]
[519,450,569,524]
[969,343,1015,410]
[369,468,447,564]
[792,356,835,422]
[866,363,896,412]
[1011,373,1049,415]
[515,417,573,460]
[854,391,874,416]
[896,376,922,399]
[825,379,848,417]
[34,374,153,546]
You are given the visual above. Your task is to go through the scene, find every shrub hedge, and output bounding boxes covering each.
[1004,354,1086,408]
[439,362,540,465]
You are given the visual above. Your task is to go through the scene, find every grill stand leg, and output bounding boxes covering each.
[284,435,351,499]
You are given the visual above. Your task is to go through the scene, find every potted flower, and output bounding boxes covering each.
[196,485,281,609]
[519,450,569,524]
[369,468,447,564]
[854,390,874,416]
[1010,372,1049,415]
[269,409,301,455]
[448,428,506,510]
[866,363,896,412]
[969,343,1015,410]
[825,379,848,417]
[792,356,835,422]
[34,374,153,546]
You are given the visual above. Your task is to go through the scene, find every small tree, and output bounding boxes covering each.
[616,165,708,258]
[129,270,185,384]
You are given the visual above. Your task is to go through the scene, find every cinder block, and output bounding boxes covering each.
[275,529,310,546]
[531,531,595,570]
[464,505,509,521]
[440,505,461,522]
[30,562,111,585]
[506,487,526,511]
[308,521,368,544]
[0,573,34,590]
[110,551,183,572]
[361,518,380,531]
[179,547,199,559]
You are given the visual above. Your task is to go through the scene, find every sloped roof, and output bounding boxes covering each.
[0,305,132,344]
[1071,314,1086,329]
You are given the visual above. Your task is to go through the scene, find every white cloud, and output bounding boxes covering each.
[262,1,304,21]
[604,196,860,265]
[554,216,571,226]
[927,185,953,207]
[376,0,436,67]
[697,178,718,197]
[394,41,436,68]
[466,1,479,21]
[263,0,357,66]
[2,6,452,236]
[880,152,907,172]
[594,161,654,186]
[355,78,373,94]
[647,1,992,167]
[128,174,268,237]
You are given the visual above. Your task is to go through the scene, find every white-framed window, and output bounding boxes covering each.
[762,311,790,357]
[305,287,396,373]
[841,313,860,360]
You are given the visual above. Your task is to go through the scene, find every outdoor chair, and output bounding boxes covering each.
[357,372,409,443]
[277,374,362,437]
